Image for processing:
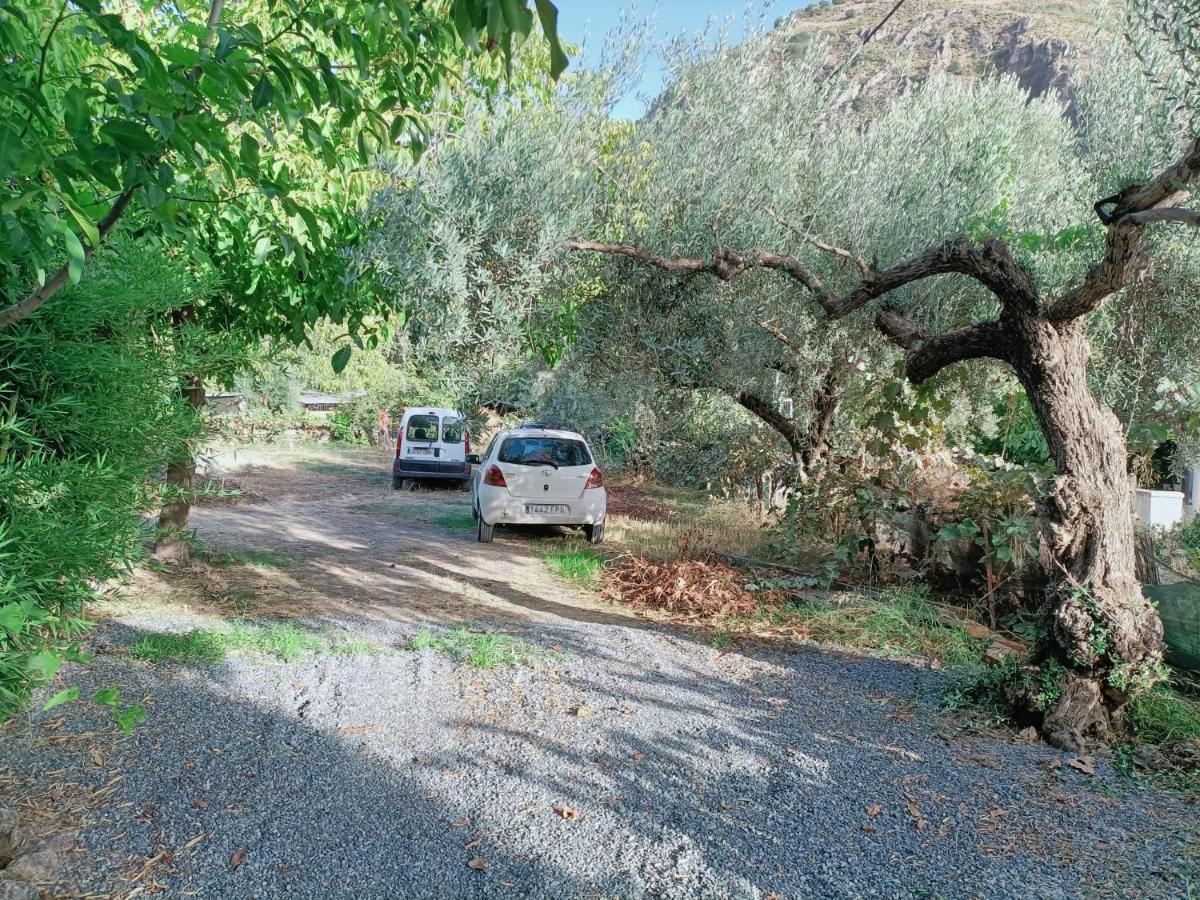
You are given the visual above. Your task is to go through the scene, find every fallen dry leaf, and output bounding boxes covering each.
[905,797,927,831]
[569,705,594,718]
[1068,755,1095,776]
[192,799,209,809]
[866,804,882,817]
[467,857,489,870]
[630,752,645,763]
[450,817,472,829]
[337,724,379,735]
[464,837,482,849]
[182,833,206,853]
[229,848,247,871]
[552,802,580,821]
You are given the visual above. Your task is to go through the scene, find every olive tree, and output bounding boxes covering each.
[567,20,1200,745]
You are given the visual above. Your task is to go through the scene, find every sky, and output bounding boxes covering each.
[553,1,812,119]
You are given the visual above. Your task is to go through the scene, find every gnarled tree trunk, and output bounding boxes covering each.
[1008,317,1162,747]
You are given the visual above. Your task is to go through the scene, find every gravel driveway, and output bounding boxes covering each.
[2,446,1195,898]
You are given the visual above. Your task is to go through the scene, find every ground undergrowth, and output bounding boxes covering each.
[593,481,1200,783]
[407,625,559,668]
[129,621,377,665]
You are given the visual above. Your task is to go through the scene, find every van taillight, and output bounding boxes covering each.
[483,465,507,488]
[395,431,403,458]
[585,467,603,489]
[465,430,471,455]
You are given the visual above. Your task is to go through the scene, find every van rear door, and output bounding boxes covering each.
[402,412,440,462]
[439,415,467,463]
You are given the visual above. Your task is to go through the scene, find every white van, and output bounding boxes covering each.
[392,407,472,489]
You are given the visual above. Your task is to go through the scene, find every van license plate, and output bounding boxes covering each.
[526,504,568,515]
[410,447,432,454]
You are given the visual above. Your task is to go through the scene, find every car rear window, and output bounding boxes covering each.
[498,437,591,467]
[405,414,438,441]
[441,417,466,443]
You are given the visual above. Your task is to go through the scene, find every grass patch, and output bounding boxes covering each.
[543,544,605,587]
[710,628,733,650]
[434,509,476,532]
[757,587,986,668]
[1129,684,1200,745]
[204,548,292,569]
[129,622,376,665]
[408,626,554,668]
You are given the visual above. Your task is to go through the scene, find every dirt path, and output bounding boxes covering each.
[1,445,1196,899]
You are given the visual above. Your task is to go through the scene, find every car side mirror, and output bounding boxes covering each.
[467,454,481,465]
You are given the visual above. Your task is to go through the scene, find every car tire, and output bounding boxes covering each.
[585,521,605,545]
[459,479,470,492]
[392,476,402,491]
[477,517,494,543]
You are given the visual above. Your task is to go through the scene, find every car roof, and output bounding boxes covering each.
[500,428,587,442]
[402,407,461,418]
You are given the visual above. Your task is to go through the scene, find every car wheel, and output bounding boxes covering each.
[477,517,494,543]
[392,476,402,491]
[459,479,470,492]
[585,521,605,545]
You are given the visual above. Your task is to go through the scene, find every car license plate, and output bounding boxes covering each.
[526,504,568,515]
[410,447,432,454]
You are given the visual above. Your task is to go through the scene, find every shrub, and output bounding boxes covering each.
[0,244,213,718]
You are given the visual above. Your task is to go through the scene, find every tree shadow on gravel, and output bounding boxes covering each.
[5,647,626,898]
[15,621,1194,900]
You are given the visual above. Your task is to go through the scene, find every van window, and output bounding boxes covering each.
[499,437,591,467]
[406,414,438,441]
[441,417,466,443]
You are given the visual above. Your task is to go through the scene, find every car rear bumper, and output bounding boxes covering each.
[478,488,606,526]
[393,459,471,481]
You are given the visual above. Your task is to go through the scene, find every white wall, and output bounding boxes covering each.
[1135,488,1185,530]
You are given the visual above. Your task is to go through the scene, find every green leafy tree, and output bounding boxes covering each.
[1,0,570,558]
[0,0,567,327]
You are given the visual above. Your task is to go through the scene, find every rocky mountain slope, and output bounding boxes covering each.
[768,0,1098,112]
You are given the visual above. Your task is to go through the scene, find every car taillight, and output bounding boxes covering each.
[585,467,603,489]
[395,430,403,458]
[464,430,471,456]
[483,465,507,487]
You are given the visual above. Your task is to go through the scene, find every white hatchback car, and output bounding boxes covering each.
[471,426,606,544]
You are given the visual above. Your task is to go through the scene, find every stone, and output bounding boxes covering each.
[0,879,40,900]
[4,848,65,882]
[0,808,18,863]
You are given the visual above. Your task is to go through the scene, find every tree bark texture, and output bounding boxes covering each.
[154,372,205,563]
